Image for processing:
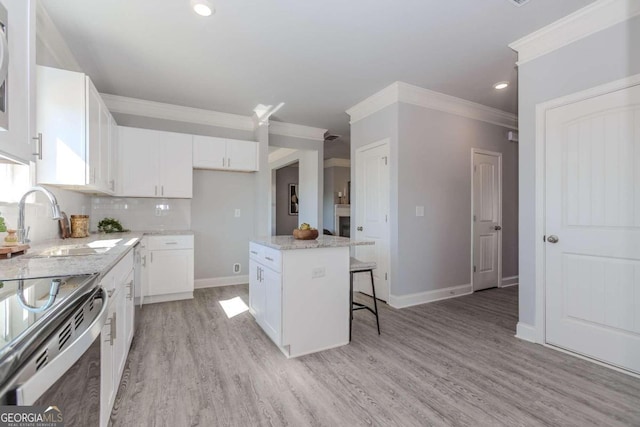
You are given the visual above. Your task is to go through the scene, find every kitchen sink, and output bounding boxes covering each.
[36,245,113,257]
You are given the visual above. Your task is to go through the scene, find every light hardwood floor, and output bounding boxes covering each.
[110,286,640,426]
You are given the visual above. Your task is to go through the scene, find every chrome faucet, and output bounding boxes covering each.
[18,186,63,244]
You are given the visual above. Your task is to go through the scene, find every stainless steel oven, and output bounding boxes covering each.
[0,274,107,425]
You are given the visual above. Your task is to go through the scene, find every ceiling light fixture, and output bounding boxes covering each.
[494,81,509,90]
[191,0,214,17]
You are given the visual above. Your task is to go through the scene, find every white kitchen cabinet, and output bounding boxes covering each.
[140,234,194,303]
[99,250,135,427]
[249,239,355,358]
[193,135,258,172]
[118,126,193,198]
[36,66,115,194]
[249,248,282,346]
[0,0,36,163]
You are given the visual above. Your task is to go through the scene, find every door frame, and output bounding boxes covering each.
[470,148,503,292]
[354,138,391,299]
[531,73,640,345]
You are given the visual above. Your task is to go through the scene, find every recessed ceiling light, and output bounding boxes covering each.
[191,0,214,17]
[494,81,509,90]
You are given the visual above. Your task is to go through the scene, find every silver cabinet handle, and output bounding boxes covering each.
[164,242,177,245]
[32,133,43,160]
[127,280,134,300]
[161,185,164,196]
[142,255,146,267]
[222,157,225,167]
[547,235,559,244]
[250,250,258,255]
[494,225,502,231]
[265,256,274,262]
[109,180,115,191]
[154,185,158,196]
[112,311,117,342]
[357,226,363,231]
[150,252,153,262]
[105,313,116,346]
[228,158,231,168]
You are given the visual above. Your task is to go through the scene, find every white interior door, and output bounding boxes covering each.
[355,140,390,302]
[545,84,640,374]
[472,150,502,291]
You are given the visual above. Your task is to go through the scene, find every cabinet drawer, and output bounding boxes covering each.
[249,242,263,261]
[262,247,282,273]
[147,235,193,250]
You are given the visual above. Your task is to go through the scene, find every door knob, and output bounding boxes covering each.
[357,226,363,231]
[494,225,502,231]
[547,235,559,244]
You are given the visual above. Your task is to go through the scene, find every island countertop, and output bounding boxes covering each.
[251,235,374,251]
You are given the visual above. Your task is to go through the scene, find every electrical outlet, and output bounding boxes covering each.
[311,267,326,279]
[234,209,241,218]
[233,263,241,273]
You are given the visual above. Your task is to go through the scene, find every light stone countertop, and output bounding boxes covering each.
[251,235,374,251]
[0,230,193,281]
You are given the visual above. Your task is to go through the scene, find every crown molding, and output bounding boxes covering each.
[346,81,517,130]
[346,83,400,125]
[269,121,327,141]
[101,94,255,131]
[509,0,640,66]
[36,2,82,72]
[324,158,351,168]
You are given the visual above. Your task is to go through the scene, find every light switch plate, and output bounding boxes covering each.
[416,206,425,217]
[234,209,241,218]
[311,267,326,279]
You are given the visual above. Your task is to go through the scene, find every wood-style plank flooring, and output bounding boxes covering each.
[110,286,640,426]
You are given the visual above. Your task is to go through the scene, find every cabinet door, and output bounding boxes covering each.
[147,249,194,296]
[113,288,127,383]
[226,139,258,171]
[118,126,158,197]
[263,266,282,344]
[159,132,192,198]
[100,302,116,427]
[124,271,135,346]
[0,0,35,163]
[249,260,265,320]
[108,116,118,193]
[86,80,101,186]
[193,135,226,169]
[98,101,112,192]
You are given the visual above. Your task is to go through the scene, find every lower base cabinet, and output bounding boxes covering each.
[139,235,194,304]
[99,250,136,427]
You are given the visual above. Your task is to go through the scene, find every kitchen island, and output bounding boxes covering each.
[249,235,373,358]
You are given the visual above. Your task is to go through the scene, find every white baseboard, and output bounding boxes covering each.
[515,322,537,343]
[195,275,249,289]
[135,292,193,306]
[388,284,472,309]
[500,275,519,288]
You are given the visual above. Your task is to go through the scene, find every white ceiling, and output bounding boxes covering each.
[41,0,595,139]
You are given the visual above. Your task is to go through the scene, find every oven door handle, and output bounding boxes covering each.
[15,287,109,405]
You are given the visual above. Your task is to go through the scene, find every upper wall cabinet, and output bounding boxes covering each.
[0,0,36,163]
[118,126,193,198]
[36,66,116,194]
[193,135,258,172]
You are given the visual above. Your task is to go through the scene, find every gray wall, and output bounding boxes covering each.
[351,102,518,298]
[192,169,255,280]
[397,103,518,295]
[323,166,351,234]
[517,16,640,327]
[275,165,299,235]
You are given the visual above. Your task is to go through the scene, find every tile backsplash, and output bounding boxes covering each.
[91,197,191,232]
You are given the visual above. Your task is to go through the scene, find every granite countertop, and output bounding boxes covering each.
[0,230,193,281]
[0,232,144,281]
[251,235,374,251]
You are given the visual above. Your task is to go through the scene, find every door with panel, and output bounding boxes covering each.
[262,265,282,344]
[354,140,390,302]
[472,150,502,291]
[226,139,258,171]
[545,83,640,374]
[147,249,194,296]
[193,135,226,169]
[86,80,101,186]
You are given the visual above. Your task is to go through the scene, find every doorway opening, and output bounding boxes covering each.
[273,161,299,235]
